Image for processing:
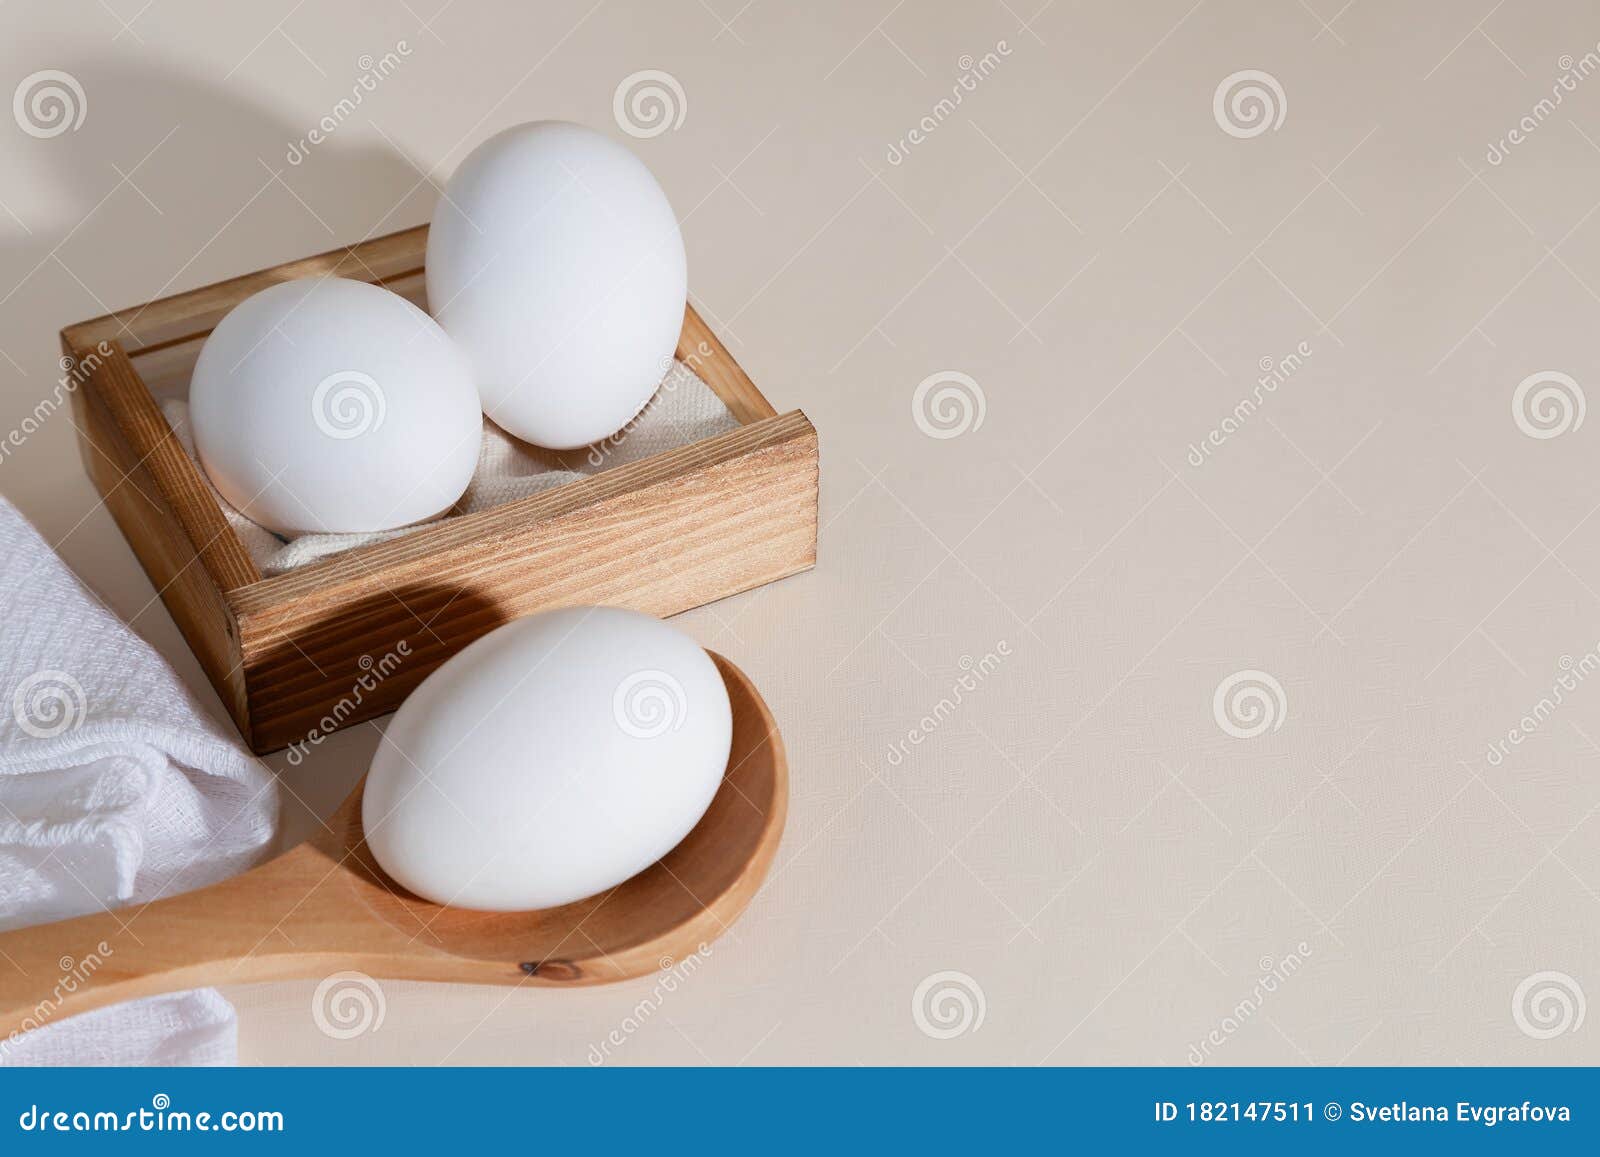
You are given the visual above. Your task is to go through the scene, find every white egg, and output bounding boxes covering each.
[190,277,481,536]
[362,606,732,911]
[425,121,688,449]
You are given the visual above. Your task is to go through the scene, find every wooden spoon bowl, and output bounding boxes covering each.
[0,654,786,1036]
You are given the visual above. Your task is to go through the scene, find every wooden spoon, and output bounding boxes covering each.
[0,654,786,1038]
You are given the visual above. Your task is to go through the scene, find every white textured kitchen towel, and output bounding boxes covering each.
[0,498,278,1066]
[0,989,239,1067]
[162,358,741,576]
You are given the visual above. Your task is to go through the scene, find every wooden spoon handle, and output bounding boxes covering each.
[0,905,146,1047]
[0,848,328,1043]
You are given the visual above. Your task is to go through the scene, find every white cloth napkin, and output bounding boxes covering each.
[0,498,278,1066]
[162,358,741,576]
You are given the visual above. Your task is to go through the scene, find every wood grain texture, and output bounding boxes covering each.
[62,337,251,731]
[233,412,817,752]
[677,305,778,423]
[71,340,261,593]
[0,654,786,1038]
[63,224,818,754]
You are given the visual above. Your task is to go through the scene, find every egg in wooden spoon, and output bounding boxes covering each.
[0,611,785,1035]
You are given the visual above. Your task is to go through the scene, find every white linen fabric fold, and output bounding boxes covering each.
[161,358,741,576]
[0,498,278,1066]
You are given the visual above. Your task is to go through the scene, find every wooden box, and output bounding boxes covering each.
[60,225,818,755]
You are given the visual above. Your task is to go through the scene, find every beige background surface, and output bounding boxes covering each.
[3,0,1598,1064]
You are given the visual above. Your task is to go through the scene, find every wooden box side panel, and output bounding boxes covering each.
[67,340,260,594]
[233,416,818,753]
[66,344,250,731]
[62,228,428,354]
[677,307,776,424]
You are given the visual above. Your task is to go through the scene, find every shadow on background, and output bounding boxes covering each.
[0,57,440,834]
